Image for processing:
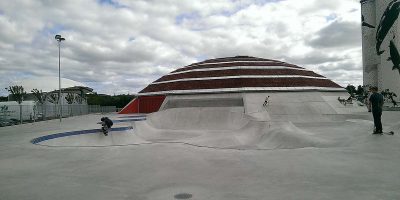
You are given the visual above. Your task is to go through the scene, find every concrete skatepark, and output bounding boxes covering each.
[33,92,370,149]
[1,92,400,199]
[2,0,400,198]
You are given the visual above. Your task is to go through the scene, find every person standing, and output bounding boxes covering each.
[369,87,384,134]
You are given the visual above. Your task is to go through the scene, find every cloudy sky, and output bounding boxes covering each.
[0,0,362,96]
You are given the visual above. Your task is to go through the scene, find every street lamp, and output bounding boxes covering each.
[55,34,65,122]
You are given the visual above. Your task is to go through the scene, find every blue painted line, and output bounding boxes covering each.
[31,126,133,144]
[114,118,146,123]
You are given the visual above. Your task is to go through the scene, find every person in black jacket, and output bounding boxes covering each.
[99,117,113,136]
[369,87,384,134]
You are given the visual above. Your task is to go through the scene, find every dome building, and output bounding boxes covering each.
[119,56,348,117]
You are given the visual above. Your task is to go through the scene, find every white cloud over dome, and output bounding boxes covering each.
[0,0,362,96]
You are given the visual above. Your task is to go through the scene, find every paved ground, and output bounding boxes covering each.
[1,111,400,200]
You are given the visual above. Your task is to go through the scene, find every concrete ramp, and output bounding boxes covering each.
[146,107,248,130]
[255,122,331,149]
[322,95,367,114]
[244,92,368,122]
[35,91,368,149]
[173,121,332,149]
[135,107,334,150]
[135,120,204,141]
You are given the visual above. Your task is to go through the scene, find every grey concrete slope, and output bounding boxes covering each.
[244,92,367,122]
[1,112,400,199]
[147,107,247,130]
[135,107,334,150]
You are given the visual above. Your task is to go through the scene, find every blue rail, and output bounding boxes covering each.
[31,126,133,144]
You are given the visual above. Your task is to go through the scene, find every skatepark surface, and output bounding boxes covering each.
[1,94,400,200]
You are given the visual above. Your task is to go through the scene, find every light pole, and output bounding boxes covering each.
[55,34,65,122]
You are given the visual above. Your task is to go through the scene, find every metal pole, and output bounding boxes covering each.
[55,35,65,122]
[58,41,62,122]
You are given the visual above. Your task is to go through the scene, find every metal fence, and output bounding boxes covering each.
[36,104,116,118]
[0,104,116,126]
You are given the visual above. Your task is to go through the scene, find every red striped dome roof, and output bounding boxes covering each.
[139,56,343,95]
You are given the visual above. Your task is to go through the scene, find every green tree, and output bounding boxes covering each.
[345,85,356,97]
[86,93,136,108]
[31,89,47,120]
[356,85,364,96]
[6,85,26,124]
[0,96,8,102]
[381,89,398,107]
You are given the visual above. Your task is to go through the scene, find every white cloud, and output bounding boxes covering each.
[0,0,363,96]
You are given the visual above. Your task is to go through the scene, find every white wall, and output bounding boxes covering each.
[361,0,400,99]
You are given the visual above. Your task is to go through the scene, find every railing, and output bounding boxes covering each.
[0,104,116,126]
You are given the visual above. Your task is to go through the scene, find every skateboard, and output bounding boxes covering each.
[97,122,109,136]
[372,131,394,135]
[101,127,108,136]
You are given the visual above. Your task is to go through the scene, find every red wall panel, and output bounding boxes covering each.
[138,95,166,113]
[118,98,139,114]
[118,95,165,114]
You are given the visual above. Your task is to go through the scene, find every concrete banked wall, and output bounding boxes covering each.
[132,91,366,150]
[147,107,248,130]
[136,103,334,150]
[143,89,366,131]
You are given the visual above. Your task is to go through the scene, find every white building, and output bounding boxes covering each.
[361,0,400,99]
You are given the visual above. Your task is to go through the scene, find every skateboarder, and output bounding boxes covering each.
[263,96,270,107]
[99,117,113,136]
[369,87,384,134]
